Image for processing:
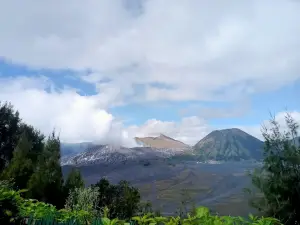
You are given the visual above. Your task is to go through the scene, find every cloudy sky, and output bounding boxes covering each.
[0,0,299,146]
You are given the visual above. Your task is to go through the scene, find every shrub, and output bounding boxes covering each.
[1,182,283,225]
[65,186,100,216]
[247,113,300,224]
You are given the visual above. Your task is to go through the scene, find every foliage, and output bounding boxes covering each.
[0,101,22,172]
[63,167,85,205]
[0,185,91,224]
[1,132,34,190]
[0,182,24,224]
[65,186,100,216]
[0,101,45,173]
[1,183,283,225]
[18,123,45,164]
[246,113,300,224]
[0,101,289,225]
[64,168,85,193]
[27,131,65,208]
[92,178,141,220]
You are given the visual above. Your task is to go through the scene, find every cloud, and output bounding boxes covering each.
[1,0,300,103]
[0,76,117,143]
[236,111,300,140]
[127,111,300,146]
[179,99,251,119]
[1,76,299,147]
[126,116,212,146]
[1,1,300,147]
[0,76,211,146]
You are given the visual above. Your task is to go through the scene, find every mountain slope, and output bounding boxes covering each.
[193,128,264,161]
[135,134,189,148]
[61,144,191,166]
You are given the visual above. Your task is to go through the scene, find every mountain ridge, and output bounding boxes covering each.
[61,144,192,166]
[193,128,264,161]
[135,134,189,148]
[61,128,266,166]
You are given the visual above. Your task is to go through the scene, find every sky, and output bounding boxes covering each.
[0,0,300,147]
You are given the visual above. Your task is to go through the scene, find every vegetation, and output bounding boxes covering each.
[246,113,300,224]
[1,101,299,224]
[64,168,85,199]
[65,186,100,216]
[0,185,282,224]
[0,102,21,172]
[92,178,141,219]
[0,101,144,219]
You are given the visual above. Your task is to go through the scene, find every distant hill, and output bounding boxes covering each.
[61,144,192,166]
[193,128,264,161]
[135,134,189,148]
[61,135,192,166]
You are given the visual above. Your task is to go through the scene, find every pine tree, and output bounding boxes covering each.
[0,102,21,172]
[93,179,141,219]
[247,113,300,224]
[28,131,65,208]
[0,101,44,175]
[64,168,85,197]
[1,132,34,190]
[18,123,44,163]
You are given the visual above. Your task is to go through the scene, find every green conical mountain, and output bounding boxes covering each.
[193,128,264,161]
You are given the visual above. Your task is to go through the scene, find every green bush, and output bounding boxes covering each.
[0,184,90,224]
[0,184,24,224]
[65,186,100,216]
[1,184,282,225]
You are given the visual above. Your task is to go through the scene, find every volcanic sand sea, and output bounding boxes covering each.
[62,160,261,216]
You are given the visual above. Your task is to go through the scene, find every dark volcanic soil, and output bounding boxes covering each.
[62,160,260,216]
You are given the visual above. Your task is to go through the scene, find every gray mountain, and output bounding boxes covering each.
[193,128,264,161]
[61,144,192,166]
[135,134,189,148]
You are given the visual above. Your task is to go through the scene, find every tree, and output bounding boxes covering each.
[115,180,141,219]
[247,113,300,224]
[92,178,111,208]
[0,102,21,172]
[0,102,44,175]
[92,178,141,219]
[64,168,85,197]
[18,123,44,164]
[1,132,34,190]
[28,132,65,208]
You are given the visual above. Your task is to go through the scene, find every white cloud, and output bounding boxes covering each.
[179,98,251,119]
[1,0,300,146]
[236,111,300,140]
[1,0,300,103]
[0,76,211,146]
[1,76,299,146]
[0,76,117,143]
[127,111,300,146]
[126,116,212,146]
